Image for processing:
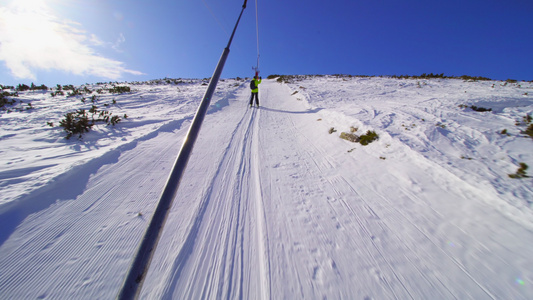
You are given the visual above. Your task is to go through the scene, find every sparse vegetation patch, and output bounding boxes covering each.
[1,91,17,108]
[340,132,360,143]
[508,163,529,179]
[55,95,126,139]
[59,109,94,139]
[339,130,379,146]
[59,105,124,139]
[108,86,131,94]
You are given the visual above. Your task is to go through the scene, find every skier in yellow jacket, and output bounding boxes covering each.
[249,74,262,107]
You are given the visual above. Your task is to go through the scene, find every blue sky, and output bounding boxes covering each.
[1,0,532,86]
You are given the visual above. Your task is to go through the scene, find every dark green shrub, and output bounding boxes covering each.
[359,130,379,146]
[30,83,48,91]
[58,102,123,139]
[59,110,93,139]
[17,84,30,91]
[67,88,82,97]
[109,115,121,125]
[470,105,492,112]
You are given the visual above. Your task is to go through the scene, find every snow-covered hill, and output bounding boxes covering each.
[0,76,532,299]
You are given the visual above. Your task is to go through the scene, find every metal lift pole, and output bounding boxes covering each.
[117,1,248,299]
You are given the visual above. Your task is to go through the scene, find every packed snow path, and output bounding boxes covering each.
[0,79,532,299]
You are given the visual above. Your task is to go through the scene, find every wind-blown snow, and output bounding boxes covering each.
[0,76,532,299]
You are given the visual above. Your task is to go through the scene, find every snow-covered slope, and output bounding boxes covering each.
[0,77,532,299]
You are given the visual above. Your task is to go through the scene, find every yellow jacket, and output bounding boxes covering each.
[251,78,261,93]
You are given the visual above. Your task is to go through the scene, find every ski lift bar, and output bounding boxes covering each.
[117,1,248,299]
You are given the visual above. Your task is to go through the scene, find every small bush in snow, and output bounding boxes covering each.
[67,88,82,97]
[109,115,121,126]
[58,104,124,139]
[339,130,379,146]
[329,127,337,134]
[470,105,492,112]
[60,110,93,139]
[459,104,492,112]
[16,84,30,91]
[359,130,379,146]
[508,163,529,179]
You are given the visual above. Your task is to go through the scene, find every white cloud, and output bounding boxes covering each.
[0,1,143,80]
[112,33,126,53]
[89,34,106,47]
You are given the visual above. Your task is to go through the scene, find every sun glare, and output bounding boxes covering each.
[0,0,142,80]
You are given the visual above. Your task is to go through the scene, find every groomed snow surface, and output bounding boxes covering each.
[0,76,532,299]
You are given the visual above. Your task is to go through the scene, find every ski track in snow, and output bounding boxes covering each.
[0,77,532,299]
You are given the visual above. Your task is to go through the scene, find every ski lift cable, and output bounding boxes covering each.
[255,0,260,72]
[202,0,228,35]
